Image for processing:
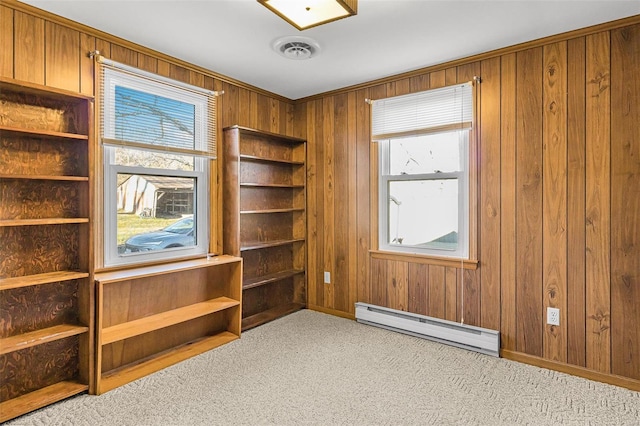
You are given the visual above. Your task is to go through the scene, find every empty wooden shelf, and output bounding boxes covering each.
[94,256,242,394]
[0,77,94,423]
[223,125,307,331]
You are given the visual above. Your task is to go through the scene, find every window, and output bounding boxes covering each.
[100,59,217,267]
[372,82,473,258]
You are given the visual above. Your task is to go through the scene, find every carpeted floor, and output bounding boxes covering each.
[6,310,640,425]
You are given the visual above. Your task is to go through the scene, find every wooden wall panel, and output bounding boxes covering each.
[566,36,587,368]
[45,22,79,92]
[5,2,640,385]
[355,88,371,305]
[0,6,14,78]
[500,53,517,351]
[322,97,335,309]
[408,263,428,315]
[14,11,44,84]
[428,265,445,319]
[314,99,325,308]
[333,93,349,312]
[387,261,408,312]
[585,31,611,374]
[305,100,318,308]
[515,48,543,356]
[542,41,568,362]
[79,34,95,95]
[110,44,137,67]
[611,23,640,380]
[137,53,158,73]
[479,57,502,331]
[457,62,481,326]
[347,92,358,313]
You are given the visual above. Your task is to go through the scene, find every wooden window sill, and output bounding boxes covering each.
[369,250,478,270]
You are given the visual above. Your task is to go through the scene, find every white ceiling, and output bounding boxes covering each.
[22,0,640,100]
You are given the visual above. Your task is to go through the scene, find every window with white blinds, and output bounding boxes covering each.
[373,82,475,259]
[98,57,216,267]
[371,82,473,141]
[99,57,217,158]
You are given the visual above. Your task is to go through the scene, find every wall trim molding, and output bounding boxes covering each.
[3,0,293,103]
[501,349,640,392]
[296,14,640,103]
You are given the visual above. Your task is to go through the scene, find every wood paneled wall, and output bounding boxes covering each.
[0,1,299,255]
[2,1,639,385]
[299,20,640,383]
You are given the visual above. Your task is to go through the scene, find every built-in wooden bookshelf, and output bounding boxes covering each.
[223,126,306,331]
[94,256,242,394]
[0,77,94,423]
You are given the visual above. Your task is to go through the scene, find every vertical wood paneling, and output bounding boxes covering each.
[156,59,170,78]
[237,88,251,127]
[1,6,14,78]
[430,70,446,89]
[333,94,349,312]
[136,53,157,73]
[355,88,371,305]
[256,94,270,132]
[585,31,611,374]
[515,48,543,356]
[409,73,429,92]
[14,11,44,84]
[222,82,239,127]
[500,53,517,351]
[479,57,502,331]
[347,92,358,313]
[323,96,335,309]
[45,22,80,91]
[444,267,458,322]
[566,37,587,367]
[370,257,387,307]
[306,100,318,308]
[95,38,110,60]
[458,62,481,327]
[542,41,568,362]
[249,92,258,129]
[110,44,137,67]
[428,265,446,319]
[388,261,408,311]
[79,34,95,95]
[611,24,640,380]
[314,99,325,307]
[169,64,189,84]
[408,263,428,315]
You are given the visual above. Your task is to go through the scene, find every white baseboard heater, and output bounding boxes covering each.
[355,302,500,357]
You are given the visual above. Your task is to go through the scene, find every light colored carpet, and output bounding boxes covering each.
[6,310,640,425]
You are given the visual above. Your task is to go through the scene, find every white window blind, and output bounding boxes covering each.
[98,57,218,158]
[371,82,474,141]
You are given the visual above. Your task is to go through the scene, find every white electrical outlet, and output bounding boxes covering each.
[324,271,331,284]
[547,307,560,326]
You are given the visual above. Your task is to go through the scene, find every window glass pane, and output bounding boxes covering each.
[114,86,196,150]
[117,173,196,255]
[115,146,194,171]
[388,179,458,250]
[388,131,461,175]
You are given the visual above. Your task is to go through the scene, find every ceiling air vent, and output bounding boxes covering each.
[273,36,321,60]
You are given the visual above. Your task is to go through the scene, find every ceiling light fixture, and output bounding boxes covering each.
[258,0,357,31]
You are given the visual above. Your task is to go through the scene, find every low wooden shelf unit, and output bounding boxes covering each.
[94,256,242,394]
